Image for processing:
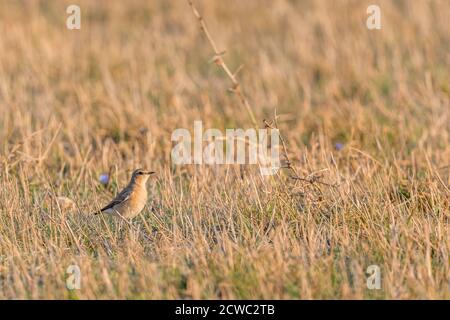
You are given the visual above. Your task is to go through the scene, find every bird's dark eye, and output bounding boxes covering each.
[137,171,143,175]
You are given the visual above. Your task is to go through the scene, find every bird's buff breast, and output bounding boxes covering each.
[108,187,147,219]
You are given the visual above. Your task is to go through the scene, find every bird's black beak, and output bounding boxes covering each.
[145,171,156,175]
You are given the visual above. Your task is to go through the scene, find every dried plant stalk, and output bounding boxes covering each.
[187,0,335,188]
[187,0,257,127]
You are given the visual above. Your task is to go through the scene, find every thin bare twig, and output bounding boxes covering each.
[187,0,336,188]
[263,118,336,187]
[187,0,257,127]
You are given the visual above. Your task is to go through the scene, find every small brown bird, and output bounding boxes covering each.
[94,169,155,219]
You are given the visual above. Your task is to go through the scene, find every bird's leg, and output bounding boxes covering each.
[115,212,152,242]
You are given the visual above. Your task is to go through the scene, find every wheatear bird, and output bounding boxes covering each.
[94,169,155,219]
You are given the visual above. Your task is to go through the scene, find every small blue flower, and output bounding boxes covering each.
[334,142,344,151]
[99,174,109,185]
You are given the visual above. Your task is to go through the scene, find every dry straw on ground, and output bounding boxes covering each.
[0,0,449,299]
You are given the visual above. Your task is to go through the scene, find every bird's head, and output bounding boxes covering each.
[131,168,156,185]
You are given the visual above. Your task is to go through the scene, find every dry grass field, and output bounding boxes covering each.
[0,0,449,299]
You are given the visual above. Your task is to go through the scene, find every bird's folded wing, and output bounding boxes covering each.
[100,187,131,212]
